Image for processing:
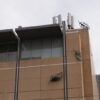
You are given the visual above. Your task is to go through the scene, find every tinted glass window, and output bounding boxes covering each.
[21,37,63,59]
[0,43,17,62]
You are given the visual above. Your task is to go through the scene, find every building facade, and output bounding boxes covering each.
[0,24,99,100]
[96,75,100,99]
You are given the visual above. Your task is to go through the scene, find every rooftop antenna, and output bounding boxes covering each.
[18,26,23,29]
[53,16,57,24]
[53,14,62,27]
[78,21,90,29]
[67,13,74,29]
[71,16,74,29]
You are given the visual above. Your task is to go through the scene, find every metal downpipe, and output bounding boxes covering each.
[62,21,68,100]
[12,29,21,100]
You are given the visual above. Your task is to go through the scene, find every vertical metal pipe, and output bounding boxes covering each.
[12,29,21,100]
[62,21,68,100]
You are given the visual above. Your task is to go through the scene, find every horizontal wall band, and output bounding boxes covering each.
[0,62,82,71]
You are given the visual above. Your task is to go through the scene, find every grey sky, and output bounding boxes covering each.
[0,0,100,74]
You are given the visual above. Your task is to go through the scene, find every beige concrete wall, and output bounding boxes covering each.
[19,57,64,100]
[0,58,64,100]
[80,29,99,100]
[66,29,99,100]
[0,28,99,100]
[0,62,16,100]
[66,32,84,100]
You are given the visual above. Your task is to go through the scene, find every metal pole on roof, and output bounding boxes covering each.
[12,29,21,100]
[62,21,68,100]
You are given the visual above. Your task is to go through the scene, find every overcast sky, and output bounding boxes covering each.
[0,0,100,74]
